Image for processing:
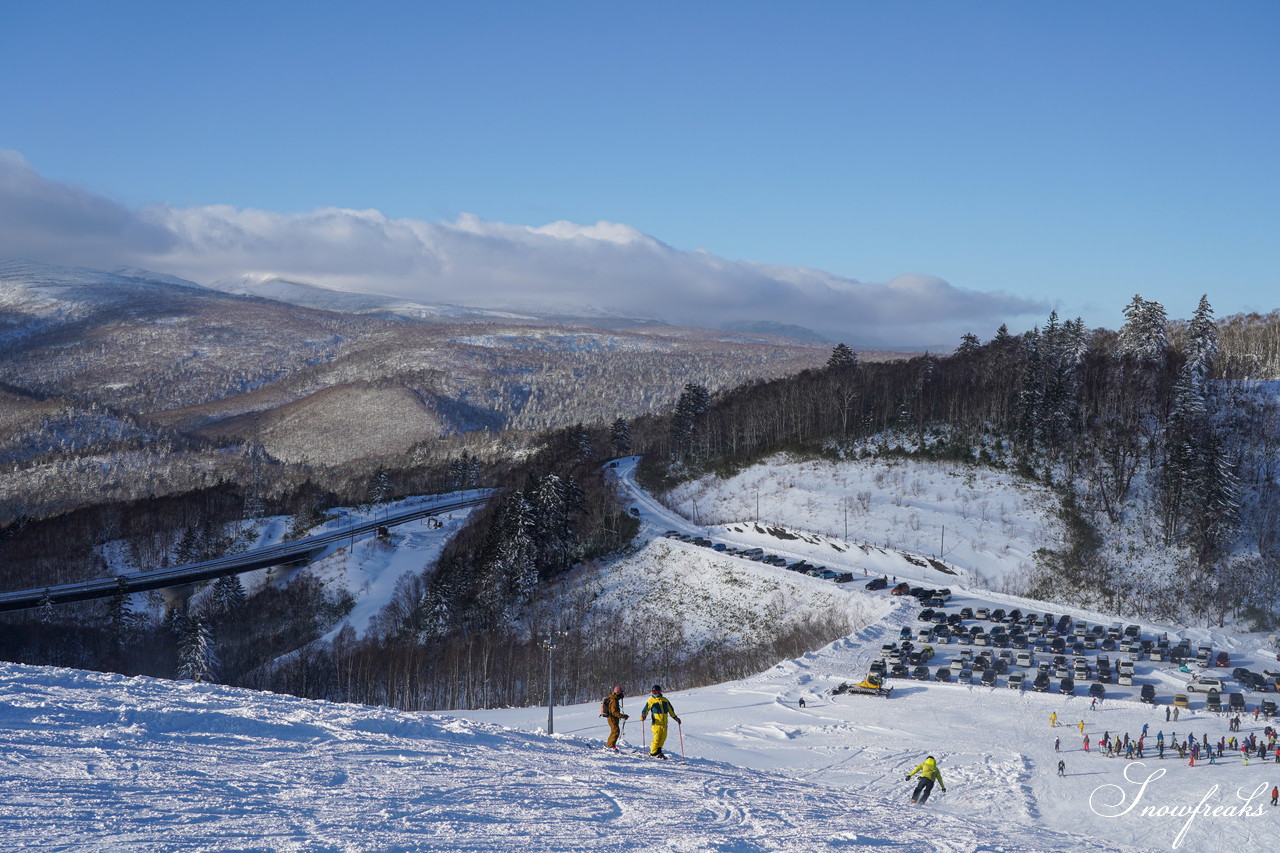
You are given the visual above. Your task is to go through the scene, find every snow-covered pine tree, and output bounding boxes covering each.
[1118,295,1169,363]
[370,468,392,504]
[609,418,631,456]
[208,574,247,617]
[176,614,218,682]
[826,342,857,367]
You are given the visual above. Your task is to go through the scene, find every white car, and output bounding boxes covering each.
[1186,677,1224,693]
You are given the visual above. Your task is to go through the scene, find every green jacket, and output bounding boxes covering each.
[906,757,945,788]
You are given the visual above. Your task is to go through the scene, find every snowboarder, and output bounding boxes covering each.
[600,686,629,751]
[1057,759,1065,777]
[906,756,946,804]
[640,684,681,759]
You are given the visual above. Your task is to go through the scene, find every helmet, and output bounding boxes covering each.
[613,686,624,694]
[652,684,663,693]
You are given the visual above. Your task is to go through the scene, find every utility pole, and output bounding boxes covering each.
[755,489,759,523]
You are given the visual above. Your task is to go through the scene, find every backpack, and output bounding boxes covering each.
[600,695,611,718]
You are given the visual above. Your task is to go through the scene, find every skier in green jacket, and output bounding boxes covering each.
[906,756,946,804]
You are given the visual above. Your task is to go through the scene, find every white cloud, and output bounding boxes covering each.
[0,151,1047,346]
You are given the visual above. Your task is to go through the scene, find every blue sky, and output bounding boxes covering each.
[2,1,1276,346]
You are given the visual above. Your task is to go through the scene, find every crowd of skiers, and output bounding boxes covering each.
[1067,712,1280,770]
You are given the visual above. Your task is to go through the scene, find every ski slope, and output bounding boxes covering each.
[4,458,1278,851]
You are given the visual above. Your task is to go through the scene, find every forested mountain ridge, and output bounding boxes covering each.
[1,260,861,524]
[641,296,1280,628]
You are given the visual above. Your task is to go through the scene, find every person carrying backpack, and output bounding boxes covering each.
[600,686,628,751]
[640,685,681,759]
[906,756,946,804]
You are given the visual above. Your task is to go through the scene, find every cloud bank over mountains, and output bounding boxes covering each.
[1,151,1046,346]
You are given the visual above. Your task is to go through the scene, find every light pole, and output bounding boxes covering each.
[539,629,566,734]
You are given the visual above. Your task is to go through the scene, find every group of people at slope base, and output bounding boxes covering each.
[1064,712,1280,773]
[600,685,682,759]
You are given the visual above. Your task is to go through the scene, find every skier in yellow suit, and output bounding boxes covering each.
[1050,712,1058,727]
[640,684,682,759]
[906,756,947,804]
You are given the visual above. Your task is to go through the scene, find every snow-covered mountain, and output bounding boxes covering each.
[205,271,532,322]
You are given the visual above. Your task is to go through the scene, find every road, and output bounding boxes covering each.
[0,492,493,612]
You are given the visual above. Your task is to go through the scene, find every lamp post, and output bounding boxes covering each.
[539,629,567,734]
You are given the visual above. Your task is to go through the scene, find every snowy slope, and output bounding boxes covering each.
[12,460,1280,852]
[0,662,1141,853]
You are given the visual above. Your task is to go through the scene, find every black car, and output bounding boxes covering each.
[990,608,1006,622]
[981,669,997,686]
[1033,672,1051,692]
[1059,677,1075,696]
[1089,683,1106,701]
[1262,700,1277,716]
[865,576,889,591]
[936,667,952,682]
[959,607,975,619]
[1140,683,1156,704]
[918,609,936,622]
[912,666,931,681]
[890,664,910,679]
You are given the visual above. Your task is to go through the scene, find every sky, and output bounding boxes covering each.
[1,1,1277,347]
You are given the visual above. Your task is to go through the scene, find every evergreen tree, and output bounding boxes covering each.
[1118,295,1169,363]
[826,343,857,368]
[176,614,218,682]
[955,333,982,356]
[208,574,247,617]
[370,468,392,504]
[609,418,632,456]
[669,383,711,461]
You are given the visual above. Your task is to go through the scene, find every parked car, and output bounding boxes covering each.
[1215,651,1230,667]
[912,666,931,681]
[865,576,889,591]
[1059,677,1075,695]
[935,667,951,682]
[1033,672,1051,692]
[1140,684,1156,704]
[981,669,997,686]
[1206,690,1222,713]
[890,664,910,679]
[1174,693,1189,708]
[1261,700,1277,716]
[1187,677,1224,694]
[891,582,911,595]
[1089,683,1105,701]
[1229,692,1246,711]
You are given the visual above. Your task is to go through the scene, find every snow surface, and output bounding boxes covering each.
[8,460,1280,851]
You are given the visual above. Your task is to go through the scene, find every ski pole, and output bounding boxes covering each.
[678,722,685,757]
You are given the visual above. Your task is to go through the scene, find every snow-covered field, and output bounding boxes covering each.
[664,453,1059,594]
[5,458,1280,851]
